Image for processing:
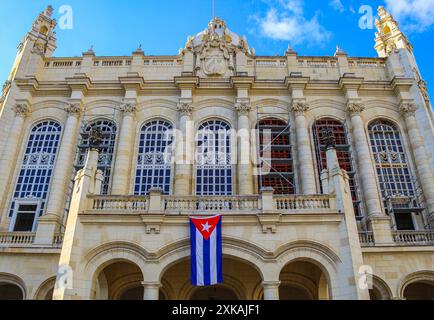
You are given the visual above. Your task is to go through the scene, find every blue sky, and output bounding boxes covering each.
[1,0,433,99]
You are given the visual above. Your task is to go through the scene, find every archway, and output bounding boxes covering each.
[35,277,56,300]
[161,256,263,300]
[279,261,330,300]
[94,261,144,300]
[404,282,434,300]
[369,276,392,300]
[0,274,26,300]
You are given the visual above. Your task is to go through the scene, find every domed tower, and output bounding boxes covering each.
[183,17,254,78]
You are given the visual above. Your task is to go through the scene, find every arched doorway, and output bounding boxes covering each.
[279,261,330,300]
[369,276,392,300]
[94,261,144,300]
[161,256,263,300]
[404,282,434,300]
[0,283,24,300]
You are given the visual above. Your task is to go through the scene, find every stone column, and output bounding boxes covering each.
[174,101,194,196]
[291,101,317,194]
[400,103,434,220]
[111,103,137,195]
[142,282,161,300]
[235,100,253,195]
[262,281,280,300]
[0,103,31,218]
[35,103,82,245]
[347,103,383,217]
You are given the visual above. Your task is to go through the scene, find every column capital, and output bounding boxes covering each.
[13,103,32,118]
[290,100,309,116]
[262,281,281,288]
[235,100,251,116]
[141,281,162,289]
[399,102,416,119]
[347,102,365,116]
[64,103,83,117]
[177,101,193,116]
[120,102,137,115]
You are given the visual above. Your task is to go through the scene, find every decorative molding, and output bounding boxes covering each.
[64,103,83,116]
[120,103,137,115]
[235,101,251,115]
[347,102,365,115]
[177,102,193,116]
[418,79,430,105]
[0,80,11,104]
[290,101,309,116]
[399,102,416,118]
[13,103,31,117]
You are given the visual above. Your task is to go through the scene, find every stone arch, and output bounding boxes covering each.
[274,241,341,299]
[252,98,290,110]
[180,274,246,300]
[195,98,235,110]
[31,99,70,112]
[398,270,434,299]
[34,276,56,300]
[369,275,392,300]
[0,273,26,300]
[138,99,178,110]
[85,99,123,111]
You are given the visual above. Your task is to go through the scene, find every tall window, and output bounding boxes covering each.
[368,120,416,200]
[135,120,173,195]
[196,119,233,196]
[75,120,117,195]
[257,118,295,194]
[9,121,62,231]
[313,118,362,217]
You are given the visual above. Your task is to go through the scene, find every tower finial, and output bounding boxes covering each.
[44,5,54,18]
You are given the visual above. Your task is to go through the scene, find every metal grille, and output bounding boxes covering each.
[257,118,295,194]
[313,118,362,217]
[135,120,173,195]
[74,120,117,195]
[10,121,62,217]
[196,119,233,196]
[368,120,416,200]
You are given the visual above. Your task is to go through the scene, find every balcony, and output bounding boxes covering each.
[392,231,434,246]
[0,232,63,248]
[88,193,335,215]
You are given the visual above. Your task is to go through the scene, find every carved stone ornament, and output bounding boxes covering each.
[399,103,416,118]
[13,104,31,117]
[347,102,365,115]
[235,102,251,115]
[120,103,137,115]
[418,80,430,104]
[65,103,83,116]
[0,80,11,104]
[177,102,194,116]
[290,101,309,116]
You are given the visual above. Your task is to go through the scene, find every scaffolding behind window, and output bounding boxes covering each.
[257,118,295,194]
[313,118,362,218]
[135,120,173,195]
[75,119,117,195]
[196,119,233,196]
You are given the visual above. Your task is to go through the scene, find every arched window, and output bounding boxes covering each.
[75,119,117,195]
[257,118,295,194]
[196,119,233,196]
[313,118,362,217]
[135,120,173,195]
[9,121,62,232]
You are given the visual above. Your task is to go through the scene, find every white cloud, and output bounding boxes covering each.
[255,0,332,46]
[385,0,434,32]
[329,0,345,13]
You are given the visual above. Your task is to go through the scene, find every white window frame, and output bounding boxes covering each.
[9,198,41,232]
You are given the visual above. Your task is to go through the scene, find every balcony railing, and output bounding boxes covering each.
[393,231,434,246]
[91,195,148,212]
[164,195,261,213]
[274,195,331,211]
[359,231,375,246]
[0,232,35,247]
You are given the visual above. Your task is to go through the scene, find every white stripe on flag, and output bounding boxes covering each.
[210,227,217,285]
[195,229,204,286]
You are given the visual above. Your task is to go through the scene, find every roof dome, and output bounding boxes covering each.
[185,17,254,55]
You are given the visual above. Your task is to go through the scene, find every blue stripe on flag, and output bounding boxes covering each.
[217,219,223,283]
[203,237,211,286]
[190,220,197,286]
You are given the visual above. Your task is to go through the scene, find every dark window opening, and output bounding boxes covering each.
[13,204,37,232]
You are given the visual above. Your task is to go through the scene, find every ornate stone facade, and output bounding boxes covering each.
[0,6,433,301]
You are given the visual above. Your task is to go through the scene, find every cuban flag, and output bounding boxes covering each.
[190,215,223,286]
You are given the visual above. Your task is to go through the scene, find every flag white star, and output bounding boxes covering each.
[201,222,213,233]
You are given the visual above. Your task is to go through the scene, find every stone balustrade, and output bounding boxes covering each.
[0,232,35,247]
[393,231,434,246]
[274,195,332,211]
[359,231,375,247]
[91,195,148,212]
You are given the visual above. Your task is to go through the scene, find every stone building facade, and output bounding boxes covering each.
[0,6,433,300]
